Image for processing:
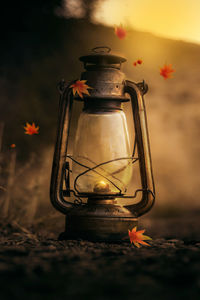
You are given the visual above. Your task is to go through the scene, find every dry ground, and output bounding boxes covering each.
[0,215,199,300]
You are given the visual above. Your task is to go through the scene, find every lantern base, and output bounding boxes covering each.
[58,204,138,242]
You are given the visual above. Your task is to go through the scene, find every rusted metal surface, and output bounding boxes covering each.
[124,80,155,216]
[80,68,128,100]
[50,82,75,213]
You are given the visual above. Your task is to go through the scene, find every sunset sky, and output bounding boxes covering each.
[93,0,200,44]
[64,0,200,44]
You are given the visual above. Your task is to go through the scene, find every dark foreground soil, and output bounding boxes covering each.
[0,216,200,300]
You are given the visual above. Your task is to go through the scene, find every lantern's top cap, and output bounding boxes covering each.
[79,46,126,67]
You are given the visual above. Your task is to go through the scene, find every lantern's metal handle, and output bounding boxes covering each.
[124,80,155,217]
[50,81,75,214]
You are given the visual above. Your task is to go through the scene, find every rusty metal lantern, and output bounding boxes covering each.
[50,46,155,241]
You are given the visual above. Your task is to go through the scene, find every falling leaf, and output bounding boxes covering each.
[24,122,39,135]
[137,59,143,65]
[70,80,92,99]
[115,25,127,40]
[10,144,16,148]
[128,226,152,248]
[160,64,175,79]
[133,59,143,66]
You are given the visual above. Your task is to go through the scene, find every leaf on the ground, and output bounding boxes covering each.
[128,226,152,248]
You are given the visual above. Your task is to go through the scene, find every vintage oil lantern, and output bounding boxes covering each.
[50,46,155,241]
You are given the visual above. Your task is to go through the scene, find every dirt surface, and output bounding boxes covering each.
[0,216,200,300]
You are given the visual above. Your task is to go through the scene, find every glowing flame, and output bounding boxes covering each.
[93,181,110,193]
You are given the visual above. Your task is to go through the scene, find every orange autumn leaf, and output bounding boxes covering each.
[10,144,16,148]
[160,64,175,79]
[24,122,39,135]
[128,226,152,248]
[70,80,92,99]
[115,25,127,40]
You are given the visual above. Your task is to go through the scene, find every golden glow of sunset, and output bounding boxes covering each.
[93,0,200,44]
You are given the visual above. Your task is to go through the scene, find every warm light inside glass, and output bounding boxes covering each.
[72,108,133,194]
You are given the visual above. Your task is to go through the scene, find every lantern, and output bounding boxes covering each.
[50,46,155,241]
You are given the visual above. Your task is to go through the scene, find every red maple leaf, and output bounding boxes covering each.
[115,25,127,40]
[24,122,39,135]
[128,226,152,248]
[137,59,143,65]
[133,59,143,66]
[160,64,175,79]
[70,80,92,99]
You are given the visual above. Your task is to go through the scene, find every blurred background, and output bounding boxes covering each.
[0,0,200,231]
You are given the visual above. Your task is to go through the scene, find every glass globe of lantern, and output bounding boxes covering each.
[72,108,133,195]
